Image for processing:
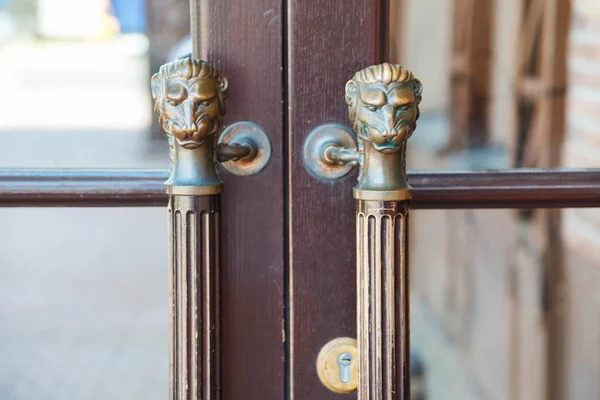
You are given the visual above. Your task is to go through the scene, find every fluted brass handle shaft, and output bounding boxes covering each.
[348,64,422,400]
[348,63,421,400]
[152,57,271,400]
[357,200,410,399]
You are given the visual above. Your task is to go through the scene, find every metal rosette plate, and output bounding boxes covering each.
[218,122,272,176]
[303,123,358,180]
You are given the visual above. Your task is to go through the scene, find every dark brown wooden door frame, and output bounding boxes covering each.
[194,1,285,399]
[2,170,599,209]
[286,1,388,398]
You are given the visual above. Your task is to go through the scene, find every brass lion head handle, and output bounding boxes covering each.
[152,57,271,195]
[303,63,422,201]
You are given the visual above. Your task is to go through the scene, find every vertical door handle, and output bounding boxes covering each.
[305,63,423,399]
[151,57,271,400]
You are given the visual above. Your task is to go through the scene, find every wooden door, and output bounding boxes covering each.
[286,2,385,399]
[194,2,285,399]
[195,0,383,398]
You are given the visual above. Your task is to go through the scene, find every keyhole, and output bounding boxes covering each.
[337,352,353,383]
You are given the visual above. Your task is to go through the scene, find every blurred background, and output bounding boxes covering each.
[0,0,599,399]
[0,0,186,398]
[395,0,600,399]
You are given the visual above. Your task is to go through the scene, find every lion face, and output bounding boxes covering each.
[348,81,419,154]
[152,58,228,150]
[154,76,223,149]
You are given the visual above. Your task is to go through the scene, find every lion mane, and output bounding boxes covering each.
[344,63,423,136]
[151,57,229,123]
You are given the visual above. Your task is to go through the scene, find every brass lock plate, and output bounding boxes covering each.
[316,337,358,394]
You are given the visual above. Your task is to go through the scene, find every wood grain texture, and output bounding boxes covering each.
[194,1,285,399]
[287,1,384,398]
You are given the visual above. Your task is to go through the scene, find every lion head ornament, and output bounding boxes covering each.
[151,57,229,149]
[345,63,422,154]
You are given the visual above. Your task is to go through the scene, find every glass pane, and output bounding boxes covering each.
[410,205,600,399]
[0,0,192,169]
[390,2,600,397]
[0,208,167,399]
[0,1,188,397]
[388,0,593,171]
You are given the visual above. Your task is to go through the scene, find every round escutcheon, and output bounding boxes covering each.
[218,122,271,176]
[303,124,358,180]
[316,337,358,394]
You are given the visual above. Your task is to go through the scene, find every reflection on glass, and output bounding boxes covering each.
[0,208,168,399]
[0,0,190,170]
[388,0,589,172]
[0,0,149,133]
[0,1,177,398]
[391,2,600,399]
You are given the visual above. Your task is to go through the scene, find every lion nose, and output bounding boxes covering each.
[382,129,398,139]
[182,123,197,135]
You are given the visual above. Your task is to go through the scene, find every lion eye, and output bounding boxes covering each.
[367,106,380,112]
[167,99,179,106]
[397,104,411,113]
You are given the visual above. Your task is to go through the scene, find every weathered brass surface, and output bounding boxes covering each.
[303,124,359,180]
[218,122,272,176]
[302,63,422,201]
[357,200,410,399]
[346,63,422,200]
[348,64,420,400]
[316,337,359,394]
[169,195,220,399]
[152,57,272,195]
[152,57,228,195]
